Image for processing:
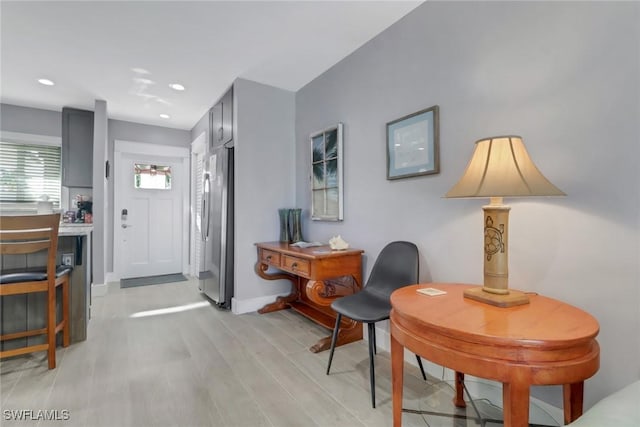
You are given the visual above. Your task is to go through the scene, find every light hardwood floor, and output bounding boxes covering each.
[1,278,521,427]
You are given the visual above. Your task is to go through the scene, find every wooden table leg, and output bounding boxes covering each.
[258,293,298,314]
[309,317,362,353]
[453,371,466,408]
[503,380,530,427]
[563,382,585,424]
[255,261,299,314]
[391,333,404,427]
[304,278,363,352]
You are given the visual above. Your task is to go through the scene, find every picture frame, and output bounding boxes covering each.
[310,123,344,221]
[386,105,439,180]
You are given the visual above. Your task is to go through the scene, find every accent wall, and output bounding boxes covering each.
[294,1,639,410]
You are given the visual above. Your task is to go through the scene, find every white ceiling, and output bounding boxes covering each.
[1,1,422,130]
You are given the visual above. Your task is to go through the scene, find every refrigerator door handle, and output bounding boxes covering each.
[200,194,206,240]
[201,173,211,241]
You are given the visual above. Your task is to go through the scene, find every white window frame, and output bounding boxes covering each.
[0,131,62,212]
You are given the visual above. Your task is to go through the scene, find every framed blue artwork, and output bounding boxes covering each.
[386,105,439,180]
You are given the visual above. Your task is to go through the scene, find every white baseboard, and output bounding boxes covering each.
[231,292,291,314]
[105,272,118,282]
[372,324,563,425]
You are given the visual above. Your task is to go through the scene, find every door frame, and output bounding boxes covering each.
[113,140,190,280]
[190,131,206,277]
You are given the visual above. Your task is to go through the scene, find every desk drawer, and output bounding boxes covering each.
[282,255,310,276]
[260,249,281,266]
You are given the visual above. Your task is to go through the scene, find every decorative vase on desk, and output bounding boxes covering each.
[289,208,303,243]
[278,209,291,243]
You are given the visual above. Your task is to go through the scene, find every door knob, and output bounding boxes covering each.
[121,224,133,229]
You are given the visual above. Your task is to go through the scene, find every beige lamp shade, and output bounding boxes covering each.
[445,136,565,198]
[445,135,565,307]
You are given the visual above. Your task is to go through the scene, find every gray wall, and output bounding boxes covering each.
[187,78,296,311]
[295,1,639,409]
[233,78,296,307]
[106,119,191,275]
[0,104,60,136]
[190,109,209,145]
[93,100,108,286]
[0,103,192,279]
[109,119,192,149]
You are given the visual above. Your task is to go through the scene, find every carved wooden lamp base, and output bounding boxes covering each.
[463,198,530,308]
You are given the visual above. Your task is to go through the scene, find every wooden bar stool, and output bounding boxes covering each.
[0,214,71,369]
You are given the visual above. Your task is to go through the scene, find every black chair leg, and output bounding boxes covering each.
[326,313,342,375]
[367,322,376,408]
[371,323,377,355]
[415,355,427,381]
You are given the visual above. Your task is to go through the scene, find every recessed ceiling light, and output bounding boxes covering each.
[159,114,171,119]
[38,78,55,86]
[168,83,185,91]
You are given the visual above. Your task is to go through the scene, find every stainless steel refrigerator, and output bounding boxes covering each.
[198,139,234,308]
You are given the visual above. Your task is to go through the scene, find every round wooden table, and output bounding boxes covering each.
[390,284,600,427]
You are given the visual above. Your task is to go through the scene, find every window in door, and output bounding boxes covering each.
[134,163,172,190]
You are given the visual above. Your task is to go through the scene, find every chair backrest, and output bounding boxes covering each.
[365,241,419,299]
[0,214,60,278]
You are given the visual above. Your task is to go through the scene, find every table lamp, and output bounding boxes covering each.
[445,135,565,307]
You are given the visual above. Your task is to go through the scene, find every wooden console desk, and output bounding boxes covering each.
[390,283,600,427]
[254,242,364,352]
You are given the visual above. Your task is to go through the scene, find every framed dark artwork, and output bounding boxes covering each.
[386,105,439,180]
[311,123,343,221]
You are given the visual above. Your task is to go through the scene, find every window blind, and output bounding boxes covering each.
[0,141,61,206]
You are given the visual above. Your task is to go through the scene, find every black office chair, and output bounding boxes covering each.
[326,241,427,408]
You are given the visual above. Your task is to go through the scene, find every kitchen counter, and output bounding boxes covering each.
[57,224,92,342]
[59,223,93,236]
[1,223,93,349]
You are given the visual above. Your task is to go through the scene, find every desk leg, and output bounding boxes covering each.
[305,278,363,353]
[503,380,530,427]
[309,317,361,353]
[391,333,404,427]
[453,372,466,408]
[255,262,299,314]
[563,382,584,424]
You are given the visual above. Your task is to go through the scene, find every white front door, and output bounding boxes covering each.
[114,141,188,280]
